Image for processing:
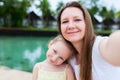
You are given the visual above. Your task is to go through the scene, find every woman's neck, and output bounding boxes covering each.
[72,40,83,54]
[72,40,83,64]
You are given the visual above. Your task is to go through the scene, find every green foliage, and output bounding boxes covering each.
[88,6,99,15]
[99,6,115,19]
[56,1,64,13]
[95,29,112,35]
[37,0,54,27]
[39,0,51,17]
[0,0,31,27]
[116,11,120,18]
[25,27,58,32]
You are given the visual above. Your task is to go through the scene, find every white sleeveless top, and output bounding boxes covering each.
[69,36,120,80]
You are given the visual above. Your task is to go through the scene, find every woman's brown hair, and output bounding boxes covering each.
[57,1,96,80]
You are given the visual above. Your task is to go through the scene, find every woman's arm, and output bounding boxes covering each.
[32,63,39,80]
[100,30,120,66]
[66,64,76,80]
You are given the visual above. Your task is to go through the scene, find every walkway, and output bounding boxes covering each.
[0,66,32,80]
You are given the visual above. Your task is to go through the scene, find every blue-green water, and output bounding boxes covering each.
[0,36,53,72]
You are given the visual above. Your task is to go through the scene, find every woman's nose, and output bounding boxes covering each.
[68,21,75,29]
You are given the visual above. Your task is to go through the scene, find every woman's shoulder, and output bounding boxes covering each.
[92,35,119,66]
[94,36,108,44]
[93,36,108,53]
[92,36,109,65]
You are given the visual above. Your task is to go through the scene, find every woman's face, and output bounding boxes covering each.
[60,7,86,43]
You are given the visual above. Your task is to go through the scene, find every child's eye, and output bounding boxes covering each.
[59,57,64,61]
[53,49,57,54]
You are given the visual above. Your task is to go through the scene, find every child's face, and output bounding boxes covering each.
[46,41,71,65]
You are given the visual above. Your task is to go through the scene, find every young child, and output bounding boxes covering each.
[32,35,77,80]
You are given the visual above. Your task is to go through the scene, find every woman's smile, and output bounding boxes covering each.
[67,31,79,35]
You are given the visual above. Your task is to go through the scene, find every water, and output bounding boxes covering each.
[0,36,53,72]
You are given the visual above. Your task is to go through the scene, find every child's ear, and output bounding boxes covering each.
[48,40,53,48]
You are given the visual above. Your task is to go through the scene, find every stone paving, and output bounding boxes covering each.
[0,66,32,80]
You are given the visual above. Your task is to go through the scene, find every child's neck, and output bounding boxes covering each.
[44,60,60,68]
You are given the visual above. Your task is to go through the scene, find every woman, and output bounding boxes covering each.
[57,1,120,80]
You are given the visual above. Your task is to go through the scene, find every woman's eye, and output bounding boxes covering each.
[61,21,68,24]
[75,19,81,21]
